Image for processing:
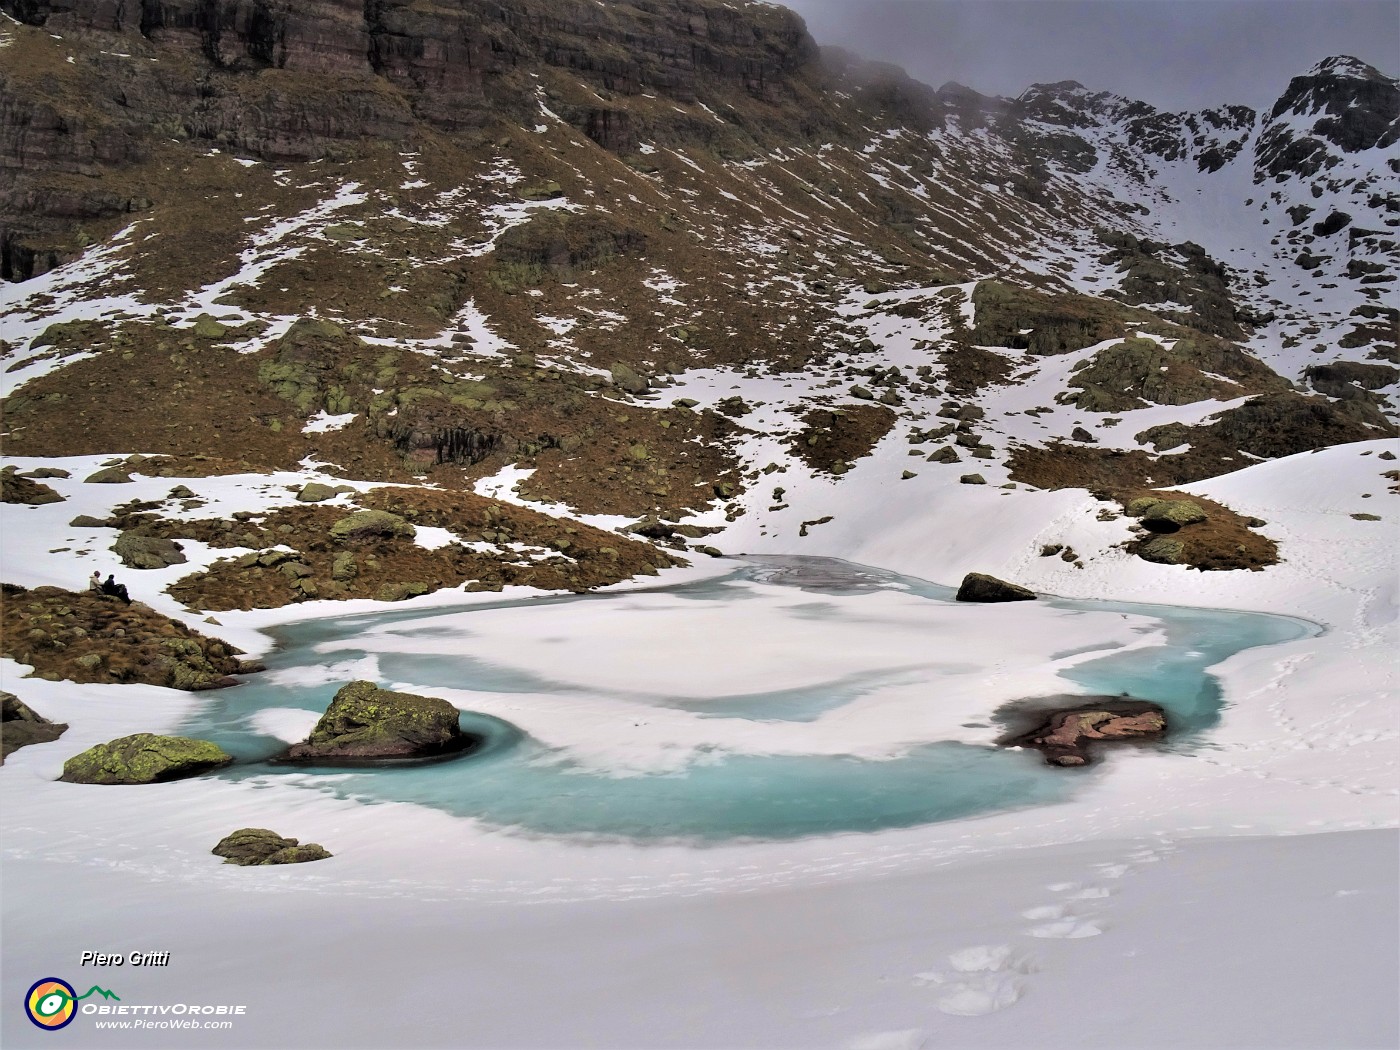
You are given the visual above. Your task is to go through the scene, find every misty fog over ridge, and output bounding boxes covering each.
[784,0,1399,111]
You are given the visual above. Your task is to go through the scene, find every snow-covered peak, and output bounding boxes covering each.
[1014,80,1126,129]
[1303,54,1390,82]
[1268,54,1399,132]
[1019,79,1092,100]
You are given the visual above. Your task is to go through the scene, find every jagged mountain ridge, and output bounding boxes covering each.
[1,0,1396,595]
[962,54,1399,378]
[3,2,1394,372]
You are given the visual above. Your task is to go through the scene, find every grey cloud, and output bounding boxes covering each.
[782,0,1399,111]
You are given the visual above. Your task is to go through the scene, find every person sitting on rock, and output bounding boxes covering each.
[101,574,131,605]
[88,571,103,594]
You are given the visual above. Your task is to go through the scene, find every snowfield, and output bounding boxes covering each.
[0,26,1394,1050]
[2,439,1396,1049]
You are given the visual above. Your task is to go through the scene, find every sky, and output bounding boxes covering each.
[781,0,1400,111]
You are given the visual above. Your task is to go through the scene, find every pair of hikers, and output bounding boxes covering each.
[89,570,131,605]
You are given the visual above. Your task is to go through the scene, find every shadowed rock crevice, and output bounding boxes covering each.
[391,423,506,467]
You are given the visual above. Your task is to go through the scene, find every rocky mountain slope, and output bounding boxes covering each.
[2,0,1396,611]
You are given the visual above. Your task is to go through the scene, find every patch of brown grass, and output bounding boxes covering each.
[1,584,251,688]
[1008,442,1159,492]
[1008,447,1277,571]
[1118,488,1278,571]
[787,404,897,474]
[157,487,679,612]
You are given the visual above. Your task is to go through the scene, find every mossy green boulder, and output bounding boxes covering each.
[1138,536,1187,564]
[376,581,430,602]
[330,510,415,542]
[1125,496,1165,517]
[159,638,237,690]
[58,734,232,784]
[212,827,332,866]
[190,314,230,339]
[610,361,648,394]
[296,482,341,503]
[331,552,358,581]
[321,222,364,241]
[1141,499,1207,531]
[30,319,107,350]
[518,181,564,201]
[282,680,465,761]
[113,531,188,569]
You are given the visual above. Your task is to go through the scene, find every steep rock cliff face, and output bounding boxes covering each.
[1257,54,1400,178]
[7,0,820,122]
[19,0,375,73]
[0,0,826,277]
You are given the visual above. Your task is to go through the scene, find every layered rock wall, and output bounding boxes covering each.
[7,0,818,111]
[0,0,821,276]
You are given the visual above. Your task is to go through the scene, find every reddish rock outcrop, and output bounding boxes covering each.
[1004,698,1168,766]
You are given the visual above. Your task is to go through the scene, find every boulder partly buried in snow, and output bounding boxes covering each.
[1,690,68,763]
[113,531,188,569]
[59,733,233,784]
[0,468,65,505]
[376,581,430,602]
[212,828,331,866]
[83,467,133,484]
[955,572,1036,603]
[296,482,343,503]
[280,680,471,763]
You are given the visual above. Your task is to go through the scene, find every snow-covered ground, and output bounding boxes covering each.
[2,438,1396,1048]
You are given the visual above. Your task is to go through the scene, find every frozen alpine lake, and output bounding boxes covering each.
[176,556,1314,841]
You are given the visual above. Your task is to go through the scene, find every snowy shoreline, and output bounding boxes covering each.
[3,441,1397,1048]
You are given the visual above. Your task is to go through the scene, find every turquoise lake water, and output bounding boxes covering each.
[181,557,1316,842]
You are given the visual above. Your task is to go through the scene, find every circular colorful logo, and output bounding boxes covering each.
[25,978,77,1031]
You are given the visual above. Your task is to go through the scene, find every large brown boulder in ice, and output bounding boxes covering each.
[955,572,1036,603]
[282,680,468,762]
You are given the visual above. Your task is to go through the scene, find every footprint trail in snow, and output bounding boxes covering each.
[902,839,1177,1022]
